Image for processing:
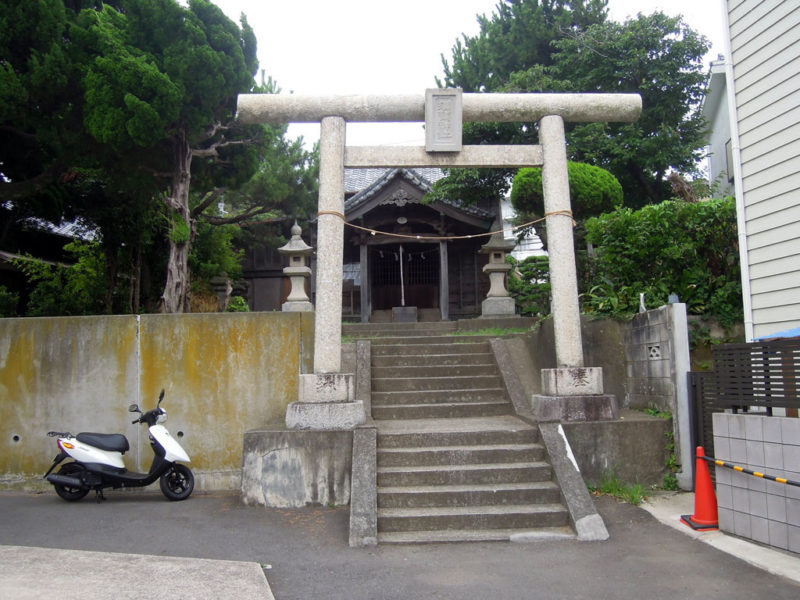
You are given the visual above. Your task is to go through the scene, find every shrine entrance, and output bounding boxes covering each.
[343,167,495,322]
[369,243,439,311]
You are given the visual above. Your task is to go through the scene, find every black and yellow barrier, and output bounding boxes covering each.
[701,455,800,488]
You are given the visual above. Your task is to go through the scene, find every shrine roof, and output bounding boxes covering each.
[344,168,494,222]
[344,168,445,194]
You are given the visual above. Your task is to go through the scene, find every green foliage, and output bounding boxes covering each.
[189,220,243,282]
[546,12,710,205]
[433,1,609,208]
[583,198,742,326]
[0,286,19,317]
[425,168,509,208]
[167,216,191,245]
[438,0,609,93]
[507,255,551,317]
[225,296,249,312]
[589,471,647,505]
[437,4,709,207]
[511,162,623,221]
[2,1,318,315]
[12,241,109,316]
[643,406,672,420]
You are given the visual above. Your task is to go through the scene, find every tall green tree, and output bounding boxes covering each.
[435,3,709,207]
[431,1,609,208]
[532,12,710,205]
[438,0,609,93]
[0,0,83,224]
[2,1,317,315]
[76,0,260,312]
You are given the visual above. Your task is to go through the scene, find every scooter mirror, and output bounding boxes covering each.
[158,389,165,405]
[128,404,141,413]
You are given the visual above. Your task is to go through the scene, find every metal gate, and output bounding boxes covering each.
[369,244,439,310]
[688,338,800,459]
[688,371,722,464]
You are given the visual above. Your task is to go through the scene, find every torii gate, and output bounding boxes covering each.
[237,91,641,429]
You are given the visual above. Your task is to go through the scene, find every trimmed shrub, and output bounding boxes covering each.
[511,161,624,221]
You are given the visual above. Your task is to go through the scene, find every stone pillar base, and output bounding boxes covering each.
[288,373,365,430]
[286,400,365,430]
[481,296,516,317]
[542,367,604,396]
[282,300,314,312]
[530,394,619,422]
[299,373,354,402]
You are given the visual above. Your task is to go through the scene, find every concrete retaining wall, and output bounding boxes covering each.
[0,312,314,491]
[503,304,692,488]
[561,410,671,486]
[241,428,352,507]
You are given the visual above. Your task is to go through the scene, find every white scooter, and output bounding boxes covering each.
[44,390,193,502]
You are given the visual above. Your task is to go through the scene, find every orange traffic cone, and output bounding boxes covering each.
[681,446,719,531]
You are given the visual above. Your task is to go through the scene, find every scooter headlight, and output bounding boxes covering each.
[157,408,167,424]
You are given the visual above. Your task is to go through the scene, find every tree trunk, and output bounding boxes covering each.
[104,248,117,314]
[159,131,194,313]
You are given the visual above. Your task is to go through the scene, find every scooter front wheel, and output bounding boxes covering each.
[53,463,90,502]
[159,464,194,501]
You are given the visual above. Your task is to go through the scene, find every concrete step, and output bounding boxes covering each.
[369,335,499,346]
[372,353,494,368]
[372,375,504,392]
[372,400,513,420]
[378,503,570,532]
[378,428,537,449]
[377,527,574,544]
[377,443,545,467]
[377,462,553,486]
[371,342,490,356]
[371,364,498,378]
[371,389,508,405]
[377,481,562,508]
[343,322,458,336]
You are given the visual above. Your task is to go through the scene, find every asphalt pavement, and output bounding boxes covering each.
[1,489,798,599]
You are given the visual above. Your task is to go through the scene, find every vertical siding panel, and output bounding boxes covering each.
[728,0,800,337]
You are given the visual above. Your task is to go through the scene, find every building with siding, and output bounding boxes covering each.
[722,0,800,340]
[701,56,735,197]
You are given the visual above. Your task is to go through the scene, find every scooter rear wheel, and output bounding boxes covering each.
[54,463,89,502]
[159,463,194,501]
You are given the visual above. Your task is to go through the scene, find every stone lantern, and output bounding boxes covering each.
[278,221,313,312]
[479,229,517,317]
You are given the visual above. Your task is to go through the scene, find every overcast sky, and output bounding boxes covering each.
[213,0,726,146]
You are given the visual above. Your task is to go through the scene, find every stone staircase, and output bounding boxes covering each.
[342,321,573,544]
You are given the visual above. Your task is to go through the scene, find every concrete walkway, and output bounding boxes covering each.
[641,491,800,585]
[0,545,273,600]
[1,490,798,599]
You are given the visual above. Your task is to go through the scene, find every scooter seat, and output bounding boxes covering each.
[76,432,130,454]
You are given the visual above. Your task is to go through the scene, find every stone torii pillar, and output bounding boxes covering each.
[237,91,641,429]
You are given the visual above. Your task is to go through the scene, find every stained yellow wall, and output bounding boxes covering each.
[0,312,314,490]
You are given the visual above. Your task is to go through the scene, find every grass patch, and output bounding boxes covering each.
[589,472,648,505]
[643,406,672,420]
